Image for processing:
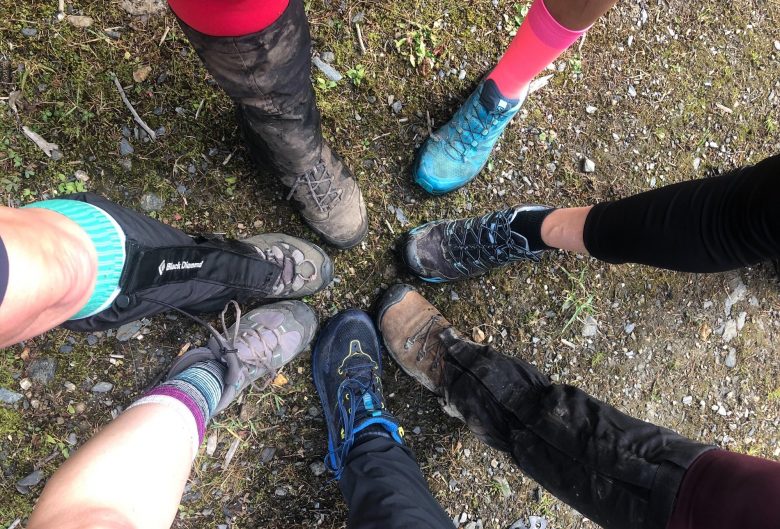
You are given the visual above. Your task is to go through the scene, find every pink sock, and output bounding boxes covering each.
[487,0,589,99]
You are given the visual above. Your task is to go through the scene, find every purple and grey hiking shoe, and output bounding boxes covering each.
[167,300,317,413]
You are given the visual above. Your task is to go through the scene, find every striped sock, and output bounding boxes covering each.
[128,356,225,456]
[24,198,126,319]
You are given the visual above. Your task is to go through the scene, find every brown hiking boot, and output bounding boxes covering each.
[281,143,368,250]
[375,284,454,395]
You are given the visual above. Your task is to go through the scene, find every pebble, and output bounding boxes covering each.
[458,69,467,80]
[692,157,701,170]
[0,388,23,404]
[16,469,44,494]
[139,192,164,212]
[28,358,57,385]
[21,28,37,37]
[721,319,738,343]
[450,290,460,301]
[260,446,276,463]
[581,315,598,337]
[413,426,422,435]
[86,334,99,346]
[91,381,114,393]
[104,29,121,40]
[391,101,403,114]
[19,378,32,391]
[775,40,780,51]
[624,323,636,334]
[312,56,342,82]
[59,344,73,354]
[682,395,693,406]
[582,157,596,173]
[119,138,134,156]
[307,406,320,417]
[545,162,557,173]
[321,51,335,63]
[116,320,143,342]
[63,381,76,392]
[736,311,747,331]
[309,461,327,476]
[274,487,287,497]
[119,158,132,172]
[393,206,409,226]
[585,105,597,114]
[628,85,637,97]
[725,349,737,369]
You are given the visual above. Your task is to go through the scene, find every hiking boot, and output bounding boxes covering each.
[242,233,333,298]
[167,300,317,413]
[312,309,404,479]
[413,79,528,195]
[375,284,454,395]
[281,142,368,249]
[402,205,552,282]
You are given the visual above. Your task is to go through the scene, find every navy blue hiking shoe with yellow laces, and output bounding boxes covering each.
[403,205,555,282]
[413,79,528,195]
[312,309,404,480]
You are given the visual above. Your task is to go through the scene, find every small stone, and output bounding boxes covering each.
[628,85,637,97]
[260,446,276,463]
[312,56,342,81]
[545,162,557,173]
[274,487,287,497]
[308,406,321,417]
[692,157,701,170]
[450,290,460,301]
[59,344,72,354]
[0,388,23,404]
[67,433,77,445]
[104,29,121,40]
[682,396,693,406]
[132,65,152,83]
[413,426,422,435]
[581,315,598,337]
[393,206,409,226]
[118,158,132,172]
[309,461,327,476]
[724,349,737,369]
[86,334,99,346]
[624,323,635,334]
[119,138,134,156]
[28,358,57,385]
[116,320,143,342]
[391,101,403,114]
[321,51,335,63]
[736,311,747,331]
[139,193,164,212]
[582,157,596,173]
[206,433,218,456]
[63,381,76,392]
[458,70,467,80]
[585,105,597,114]
[75,402,86,413]
[722,319,738,343]
[66,15,94,28]
[21,28,37,37]
[91,381,114,393]
[775,40,780,51]
[16,469,43,494]
[19,378,32,391]
[351,12,365,24]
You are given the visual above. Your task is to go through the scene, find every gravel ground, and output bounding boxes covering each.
[1,0,779,527]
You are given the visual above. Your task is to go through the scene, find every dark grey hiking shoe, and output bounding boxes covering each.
[242,233,333,298]
[167,300,317,414]
[282,143,368,250]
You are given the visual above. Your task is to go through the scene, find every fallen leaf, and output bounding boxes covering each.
[271,373,288,387]
[699,323,712,341]
[133,65,152,83]
[177,342,191,357]
[20,347,30,361]
[66,15,94,28]
[472,327,485,343]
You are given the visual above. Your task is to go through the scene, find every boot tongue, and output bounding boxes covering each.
[479,79,520,114]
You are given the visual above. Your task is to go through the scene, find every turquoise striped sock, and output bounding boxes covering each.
[24,199,126,319]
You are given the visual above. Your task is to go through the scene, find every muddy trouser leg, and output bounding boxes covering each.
[176,0,322,176]
[439,330,714,529]
[338,436,454,529]
[60,193,280,332]
[583,154,780,272]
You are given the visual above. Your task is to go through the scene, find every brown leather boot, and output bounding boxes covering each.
[375,284,455,395]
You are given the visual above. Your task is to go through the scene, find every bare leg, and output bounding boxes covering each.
[540,207,592,254]
[544,0,619,31]
[0,207,96,347]
[27,404,194,529]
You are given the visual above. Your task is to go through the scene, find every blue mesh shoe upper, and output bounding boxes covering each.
[414,79,527,195]
[312,309,404,480]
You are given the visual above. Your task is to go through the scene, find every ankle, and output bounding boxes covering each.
[540,207,591,253]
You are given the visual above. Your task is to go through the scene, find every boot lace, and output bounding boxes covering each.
[405,315,447,371]
[260,244,318,295]
[439,98,501,161]
[444,209,540,277]
[286,161,342,213]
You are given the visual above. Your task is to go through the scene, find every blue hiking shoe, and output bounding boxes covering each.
[413,79,528,195]
[312,309,404,479]
[403,205,553,282]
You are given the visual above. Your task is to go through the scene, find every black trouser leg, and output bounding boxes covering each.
[177,0,322,176]
[583,154,780,272]
[439,330,713,529]
[339,436,453,529]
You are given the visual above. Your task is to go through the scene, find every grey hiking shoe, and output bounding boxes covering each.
[282,143,368,249]
[242,233,333,298]
[167,300,317,413]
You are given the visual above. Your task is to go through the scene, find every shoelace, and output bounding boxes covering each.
[140,298,278,391]
[286,162,341,213]
[217,302,278,391]
[405,314,447,370]
[261,244,317,295]
[440,98,502,161]
[328,361,383,476]
[445,210,540,276]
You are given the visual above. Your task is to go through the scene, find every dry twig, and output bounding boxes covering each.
[111,73,157,141]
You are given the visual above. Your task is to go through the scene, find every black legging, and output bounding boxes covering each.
[583,154,780,272]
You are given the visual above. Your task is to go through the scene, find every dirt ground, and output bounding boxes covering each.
[1,0,779,528]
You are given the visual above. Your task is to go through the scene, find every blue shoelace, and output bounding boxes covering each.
[439,97,503,161]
